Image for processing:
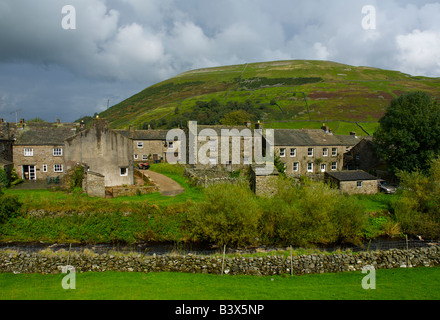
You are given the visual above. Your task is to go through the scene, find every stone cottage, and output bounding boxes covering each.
[115,127,181,164]
[274,129,359,176]
[12,121,77,181]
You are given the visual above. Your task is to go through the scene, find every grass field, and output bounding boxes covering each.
[1,267,439,300]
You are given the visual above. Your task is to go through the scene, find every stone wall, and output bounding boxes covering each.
[1,246,439,276]
[340,180,378,195]
[184,167,246,187]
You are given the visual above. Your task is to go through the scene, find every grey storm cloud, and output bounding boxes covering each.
[0,0,439,122]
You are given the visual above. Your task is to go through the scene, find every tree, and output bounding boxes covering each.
[373,91,440,175]
[220,110,254,126]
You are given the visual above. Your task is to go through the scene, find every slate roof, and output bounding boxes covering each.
[14,124,77,146]
[274,129,359,147]
[115,130,169,140]
[325,170,378,181]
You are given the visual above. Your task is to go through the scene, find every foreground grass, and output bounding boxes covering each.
[1,266,439,300]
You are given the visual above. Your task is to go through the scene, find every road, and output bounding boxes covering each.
[141,170,185,196]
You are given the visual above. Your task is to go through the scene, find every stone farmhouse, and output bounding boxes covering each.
[10,120,77,181]
[273,128,360,176]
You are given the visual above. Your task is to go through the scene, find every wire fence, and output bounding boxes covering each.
[340,238,440,253]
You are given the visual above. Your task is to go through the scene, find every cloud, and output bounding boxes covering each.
[396,29,440,76]
[0,0,439,122]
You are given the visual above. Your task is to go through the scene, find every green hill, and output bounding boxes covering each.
[97,60,440,136]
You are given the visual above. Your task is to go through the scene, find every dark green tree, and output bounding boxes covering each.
[373,91,440,176]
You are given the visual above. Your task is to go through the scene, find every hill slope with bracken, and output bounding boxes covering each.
[97,60,440,134]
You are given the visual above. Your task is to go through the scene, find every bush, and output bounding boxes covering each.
[259,178,367,247]
[187,182,262,247]
[0,193,22,223]
[394,157,440,239]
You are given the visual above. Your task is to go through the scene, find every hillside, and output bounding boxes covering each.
[97,60,440,135]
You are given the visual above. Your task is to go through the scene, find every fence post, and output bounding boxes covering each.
[290,246,293,277]
[221,245,226,277]
[405,234,409,268]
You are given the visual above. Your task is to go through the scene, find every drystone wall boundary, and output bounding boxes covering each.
[1,246,439,276]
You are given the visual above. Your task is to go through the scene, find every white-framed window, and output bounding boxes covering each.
[120,167,128,176]
[332,148,338,157]
[308,148,314,157]
[357,181,363,188]
[346,147,350,152]
[53,148,63,156]
[43,164,47,172]
[137,141,143,148]
[322,148,328,157]
[280,148,286,157]
[321,164,326,172]
[54,164,63,173]
[24,148,33,157]
[307,162,313,172]
[290,148,296,157]
[293,162,299,172]
[168,141,174,149]
[134,154,138,160]
[142,155,148,161]
[331,162,337,171]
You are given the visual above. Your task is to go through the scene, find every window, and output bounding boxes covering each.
[280,148,286,157]
[290,148,296,157]
[307,162,313,172]
[24,148,33,156]
[120,167,128,176]
[293,162,299,172]
[321,164,326,172]
[322,148,328,157]
[43,164,47,172]
[168,141,174,149]
[142,155,148,161]
[331,162,337,170]
[134,154,138,160]
[54,164,63,173]
[53,148,62,156]
[355,155,360,160]
[308,148,314,157]
[357,181,363,188]
[332,148,338,156]
[137,141,143,148]
[346,147,350,152]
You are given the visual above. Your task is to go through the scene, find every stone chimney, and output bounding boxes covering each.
[255,120,263,130]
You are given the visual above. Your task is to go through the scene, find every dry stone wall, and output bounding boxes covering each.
[1,246,439,276]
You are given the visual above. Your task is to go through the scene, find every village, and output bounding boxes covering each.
[0,116,386,198]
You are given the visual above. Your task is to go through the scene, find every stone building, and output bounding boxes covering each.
[64,118,134,187]
[274,129,359,176]
[324,170,379,195]
[12,121,77,181]
[188,123,255,170]
[115,127,181,164]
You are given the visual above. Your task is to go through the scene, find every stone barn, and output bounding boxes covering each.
[325,170,379,195]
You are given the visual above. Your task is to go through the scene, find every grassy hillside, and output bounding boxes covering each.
[98,60,440,134]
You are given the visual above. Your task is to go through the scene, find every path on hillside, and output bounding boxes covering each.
[141,170,185,196]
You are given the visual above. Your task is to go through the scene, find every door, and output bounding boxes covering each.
[22,165,36,180]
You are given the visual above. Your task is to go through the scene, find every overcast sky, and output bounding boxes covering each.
[0,0,439,123]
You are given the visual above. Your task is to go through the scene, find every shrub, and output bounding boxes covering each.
[260,178,367,247]
[0,193,23,223]
[187,182,262,247]
[394,157,440,239]
[0,170,9,188]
